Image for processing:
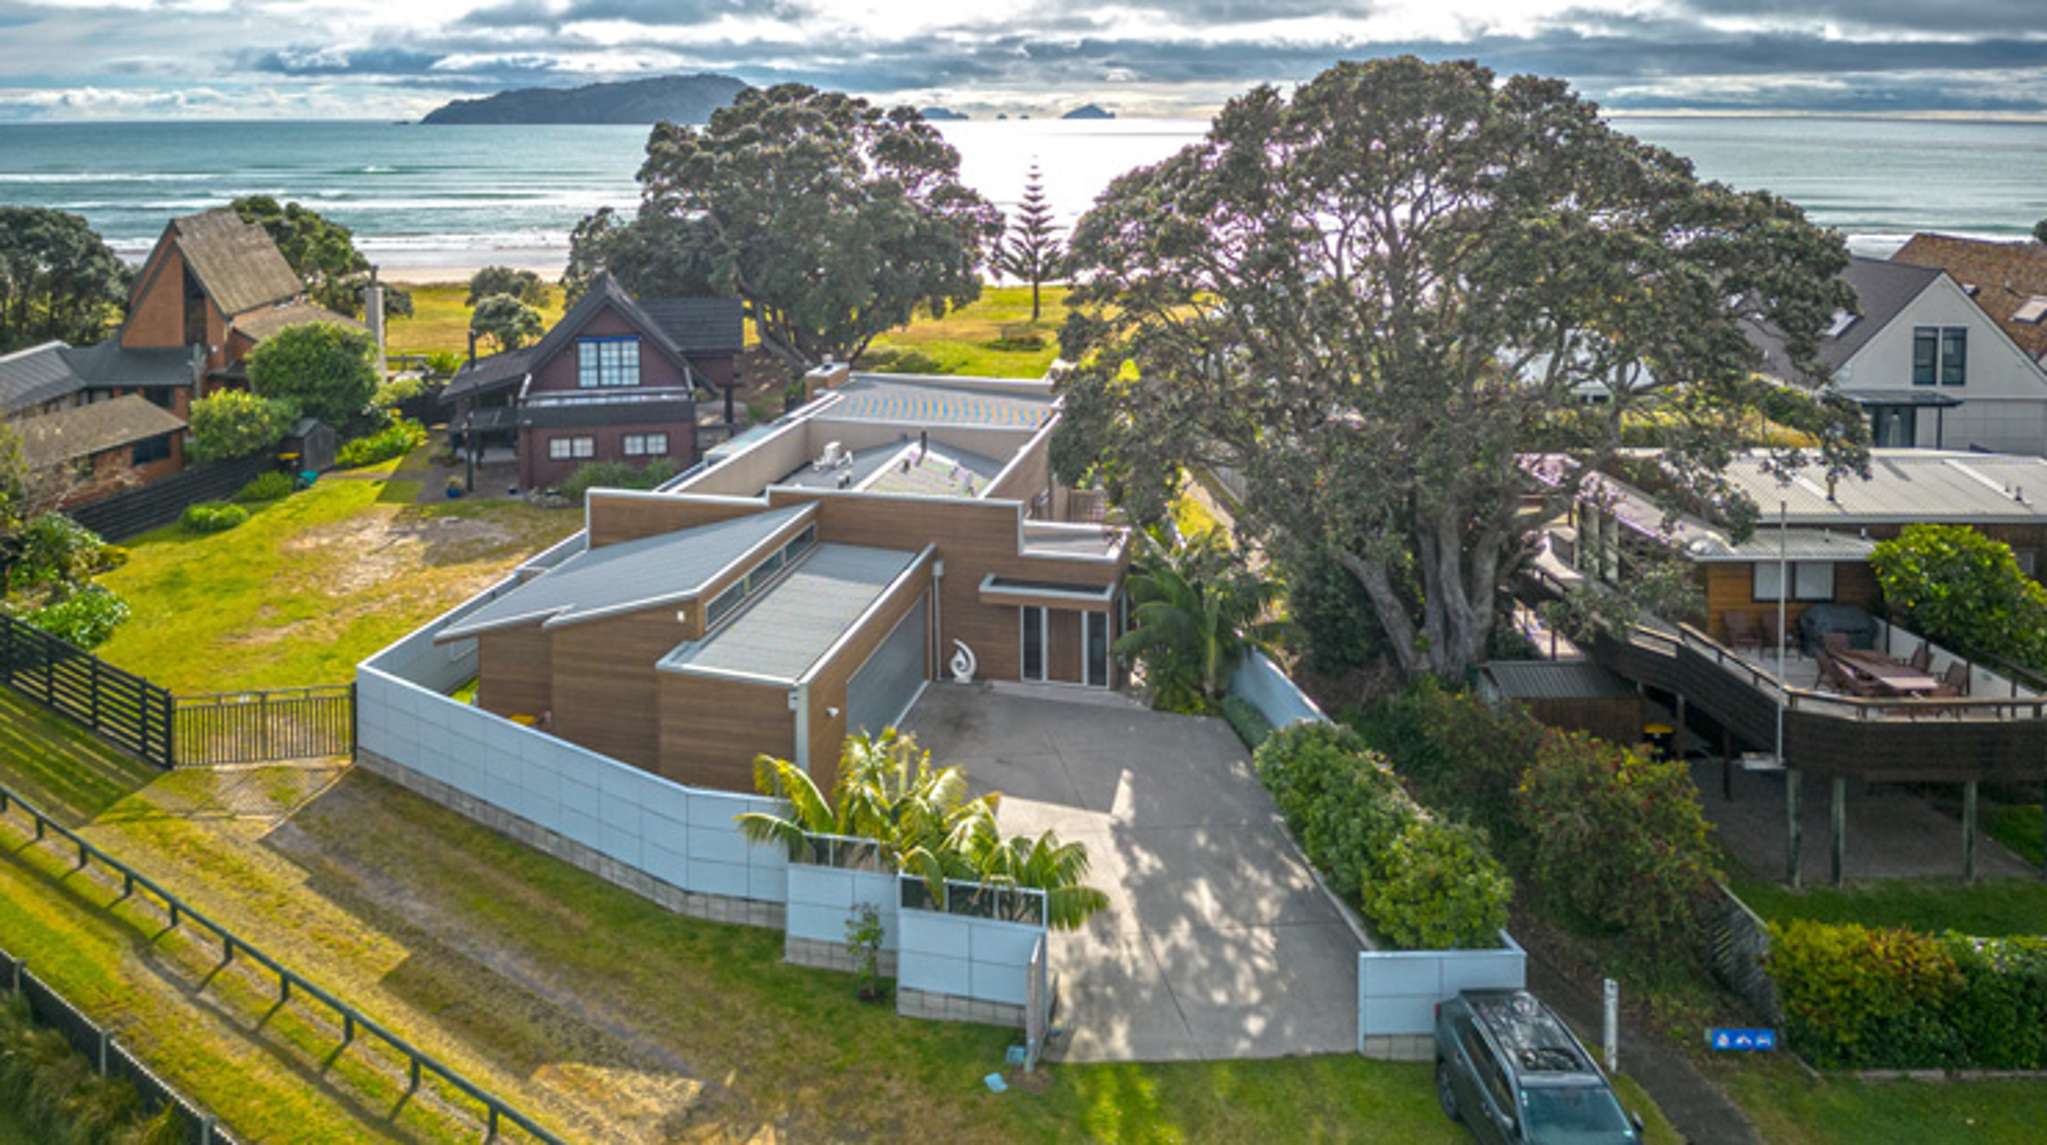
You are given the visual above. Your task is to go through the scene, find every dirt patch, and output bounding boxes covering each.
[281,510,516,594]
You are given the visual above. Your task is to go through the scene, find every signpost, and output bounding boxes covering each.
[1602,978,1619,1075]
[1707,1027,1777,1052]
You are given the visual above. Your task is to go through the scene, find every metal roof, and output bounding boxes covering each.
[15,395,186,467]
[441,273,696,402]
[1716,450,2047,525]
[438,503,813,639]
[777,437,1005,497]
[230,298,361,341]
[1484,660,1638,701]
[0,342,82,415]
[664,542,921,682]
[820,376,1054,429]
[1744,256,1945,383]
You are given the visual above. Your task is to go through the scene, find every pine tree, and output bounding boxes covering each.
[995,162,1064,322]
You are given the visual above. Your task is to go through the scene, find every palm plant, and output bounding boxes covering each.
[1116,529,1287,703]
[970,831,1111,930]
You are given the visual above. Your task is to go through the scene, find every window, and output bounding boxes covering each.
[131,433,174,465]
[622,432,668,457]
[1085,611,1110,688]
[548,436,595,460]
[782,524,817,564]
[1021,606,1046,682]
[705,581,745,626]
[2016,296,2047,325]
[1753,561,1836,603]
[576,336,640,388]
[1913,326,1967,387]
[700,524,816,631]
[142,387,174,410]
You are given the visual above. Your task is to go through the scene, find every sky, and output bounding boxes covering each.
[1,0,2044,122]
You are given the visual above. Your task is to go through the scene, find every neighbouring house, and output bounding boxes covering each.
[440,275,746,492]
[1745,255,2047,454]
[432,367,1130,795]
[14,394,188,506]
[1892,233,2047,366]
[0,207,358,501]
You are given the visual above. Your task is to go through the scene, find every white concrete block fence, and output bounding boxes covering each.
[355,565,1046,1027]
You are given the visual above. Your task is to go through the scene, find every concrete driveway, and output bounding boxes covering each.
[902,683,1363,1062]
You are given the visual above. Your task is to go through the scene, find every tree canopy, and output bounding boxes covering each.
[245,321,378,428]
[565,84,1002,373]
[0,207,129,353]
[1053,57,1867,679]
[467,266,547,308]
[231,196,412,319]
[470,294,545,352]
[992,161,1064,322]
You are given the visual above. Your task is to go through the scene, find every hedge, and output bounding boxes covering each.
[334,418,427,469]
[1770,920,2047,1069]
[1254,722,1510,950]
[234,470,295,503]
[1221,695,1274,750]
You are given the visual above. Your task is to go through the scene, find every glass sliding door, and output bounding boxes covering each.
[1020,606,1047,682]
[1084,611,1110,687]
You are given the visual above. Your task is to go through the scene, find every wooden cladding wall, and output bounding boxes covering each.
[586,493,775,548]
[987,430,1052,507]
[476,626,553,720]
[1702,561,1879,645]
[803,563,934,788]
[658,673,794,793]
[548,609,692,770]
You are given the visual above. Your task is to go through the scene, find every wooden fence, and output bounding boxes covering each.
[65,455,271,542]
[1707,882,1779,1024]
[173,686,355,765]
[0,614,173,769]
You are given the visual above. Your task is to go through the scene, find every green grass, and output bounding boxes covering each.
[863,285,1069,378]
[1725,1057,2047,1144]
[1986,802,2044,869]
[385,282,567,357]
[1731,877,2047,937]
[92,460,579,692]
[0,690,156,823]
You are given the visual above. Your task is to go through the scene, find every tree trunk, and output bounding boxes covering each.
[1031,278,1041,324]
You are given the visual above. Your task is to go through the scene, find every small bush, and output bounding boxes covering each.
[1221,695,1274,750]
[181,501,249,533]
[334,418,427,469]
[0,993,161,1144]
[18,585,130,649]
[1349,678,1537,856]
[559,458,677,501]
[370,374,427,415]
[1362,818,1512,951]
[864,348,943,374]
[985,334,1046,352]
[234,470,294,502]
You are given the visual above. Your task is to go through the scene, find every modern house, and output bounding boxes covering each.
[430,367,1130,795]
[1892,233,2047,366]
[1746,255,2047,454]
[440,275,747,491]
[0,207,357,501]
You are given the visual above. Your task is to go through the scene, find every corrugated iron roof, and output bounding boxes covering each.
[16,395,185,467]
[665,542,921,682]
[230,298,361,341]
[1483,660,1636,701]
[1718,449,2047,525]
[821,376,1054,429]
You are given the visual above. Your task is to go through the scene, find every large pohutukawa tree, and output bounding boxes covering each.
[1053,56,1869,679]
[566,84,1004,375]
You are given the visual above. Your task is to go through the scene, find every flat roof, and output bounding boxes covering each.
[1716,450,2047,525]
[778,438,1005,498]
[819,376,1054,430]
[439,503,812,639]
[1590,473,1877,563]
[663,542,920,682]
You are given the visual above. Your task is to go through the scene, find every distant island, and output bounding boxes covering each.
[422,73,748,125]
[919,106,967,121]
[1062,104,1115,120]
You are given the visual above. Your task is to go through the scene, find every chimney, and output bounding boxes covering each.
[803,360,851,396]
[467,328,478,370]
[364,266,387,379]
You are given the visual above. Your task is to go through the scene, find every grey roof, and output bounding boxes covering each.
[1715,450,2047,526]
[16,395,185,467]
[822,376,1055,430]
[438,503,812,639]
[1745,256,1944,383]
[1591,469,1878,562]
[58,340,195,388]
[0,342,81,414]
[441,273,696,403]
[664,542,921,681]
[776,437,1005,496]
[230,298,361,341]
[169,208,306,317]
[641,297,745,355]
[1484,660,1635,701]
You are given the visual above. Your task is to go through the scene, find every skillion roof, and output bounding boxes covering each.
[662,542,923,682]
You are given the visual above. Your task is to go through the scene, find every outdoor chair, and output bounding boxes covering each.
[1909,641,1932,673]
[1723,611,1762,653]
[1759,612,1783,655]
[1822,631,1851,658]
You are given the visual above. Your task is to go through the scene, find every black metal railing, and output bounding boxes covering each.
[0,614,173,768]
[173,685,354,765]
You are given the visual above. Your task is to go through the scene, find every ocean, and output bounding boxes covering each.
[1,115,2043,274]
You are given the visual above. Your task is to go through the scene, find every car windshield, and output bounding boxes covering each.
[1519,1083,1635,1144]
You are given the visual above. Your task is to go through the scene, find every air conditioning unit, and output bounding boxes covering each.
[814,441,844,470]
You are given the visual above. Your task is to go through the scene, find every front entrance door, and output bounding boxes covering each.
[1870,405,1916,448]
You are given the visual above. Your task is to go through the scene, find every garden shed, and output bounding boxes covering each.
[279,417,337,474]
[1480,660,1645,746]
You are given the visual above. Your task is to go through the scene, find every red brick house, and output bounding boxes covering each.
[442,275,743,492]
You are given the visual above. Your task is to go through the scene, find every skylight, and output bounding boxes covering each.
[2015,296,2047,325]
[1824,309,1858,338]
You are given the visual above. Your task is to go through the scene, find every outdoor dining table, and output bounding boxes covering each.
[1833,649,1939,694]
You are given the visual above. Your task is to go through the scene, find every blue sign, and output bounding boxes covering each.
[1708,1027,1777,1052]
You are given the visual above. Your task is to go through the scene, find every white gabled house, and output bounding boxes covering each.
[1747,255,2047,455]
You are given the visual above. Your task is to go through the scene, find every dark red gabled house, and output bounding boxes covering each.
[441,275,745,492]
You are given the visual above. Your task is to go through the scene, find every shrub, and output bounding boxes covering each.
[1276,548,1387,676]
[1221,695,1274,750]
[985,333,1046,352]
[234,470,294,502]
[245,320,378,428]
[1516,731,1719,946]
[371,374,427,414]
[1254,721,1511,949]
[18,584,129,649]
[1870,524,2047,672]
[1349,678,1537,857]
[186,389,298,462]
[334,418,427,469]
[1769,920,1968,1069]
[558,458,677,501]
[181,500,248,533]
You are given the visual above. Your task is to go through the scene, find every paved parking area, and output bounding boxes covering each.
[902,684,1362,1061]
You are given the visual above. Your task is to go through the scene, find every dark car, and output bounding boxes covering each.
[1434,989,1644,1144]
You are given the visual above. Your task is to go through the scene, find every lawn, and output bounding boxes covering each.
[385,282,567,358]
[1731,877,2047,937]
[862,284,1069,378]
[92,452,579,693]
[0,688,157,824]
[1724,1057,2047,1144]
[1986,800,2044,869]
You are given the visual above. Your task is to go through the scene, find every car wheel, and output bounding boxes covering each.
[1436,1059,1461,1123]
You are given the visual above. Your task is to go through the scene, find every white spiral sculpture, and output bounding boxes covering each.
[950,639,978,684]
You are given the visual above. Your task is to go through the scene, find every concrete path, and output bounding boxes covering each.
[903,684,1362,1062]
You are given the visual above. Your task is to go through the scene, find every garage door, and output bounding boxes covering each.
[847,595,929,736]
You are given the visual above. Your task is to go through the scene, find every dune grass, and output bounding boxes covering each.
[1731,877,2047,937]
[92,456,578,693]
[385,282,566,358]
[863,285,1069,378]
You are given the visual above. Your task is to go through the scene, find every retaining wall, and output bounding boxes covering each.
[1227,650,1329,731]
[896,907,1042,1027]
